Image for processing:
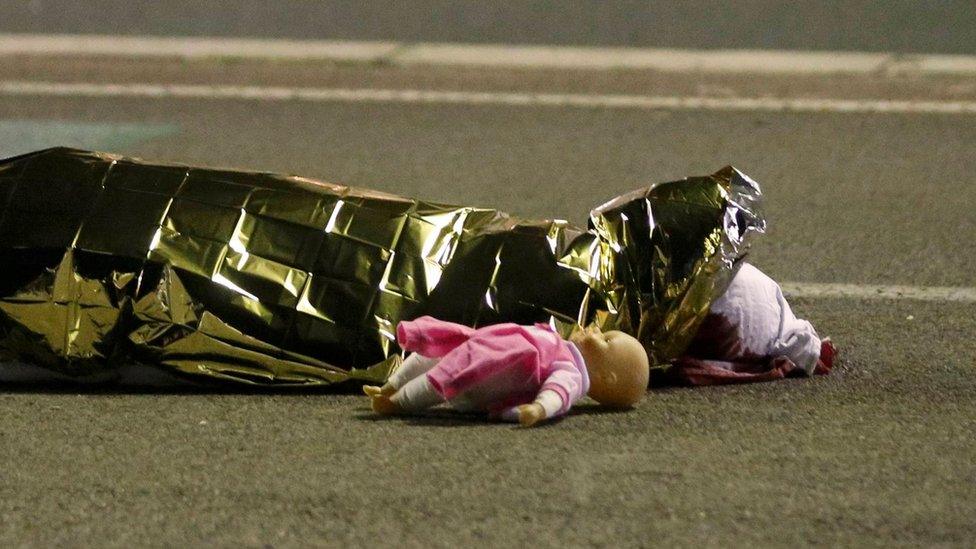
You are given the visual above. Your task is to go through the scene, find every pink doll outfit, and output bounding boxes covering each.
[388,317,590,421]
[664,263,836,386]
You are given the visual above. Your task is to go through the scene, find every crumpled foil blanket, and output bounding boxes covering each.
[0,148,764,386]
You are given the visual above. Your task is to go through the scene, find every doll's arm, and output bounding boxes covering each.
[497,390,564,426]
[397,316,476,357]
[771,317,822,376]
[497,363,585,427]
[537,364,585,415]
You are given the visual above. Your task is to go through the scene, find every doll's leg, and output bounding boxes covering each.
[364,353,439,397]
[372,374,445,415]
[388,353,439,389]
[392,375,444,410]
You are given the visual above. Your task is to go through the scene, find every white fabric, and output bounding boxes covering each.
[388,352,439,389]
[709,263,822,375]
[391,375,445,411]
[535,390,565,417]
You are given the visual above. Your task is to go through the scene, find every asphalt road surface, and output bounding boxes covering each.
[1,0,976,54]
[0,52,975,546]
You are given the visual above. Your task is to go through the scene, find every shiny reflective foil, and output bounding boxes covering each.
[0,148,763,386]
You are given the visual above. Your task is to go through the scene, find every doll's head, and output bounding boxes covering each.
[571,326,650,408]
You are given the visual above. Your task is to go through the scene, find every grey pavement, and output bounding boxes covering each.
[1,0,975,54]
[2,298,975,546]
[0,59,973,287]
[1,51,975,547]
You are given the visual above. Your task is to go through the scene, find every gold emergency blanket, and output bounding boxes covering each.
[0,148,763,386]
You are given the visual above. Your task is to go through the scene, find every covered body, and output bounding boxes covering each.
[664,263,835,386]
[0,148,763,386]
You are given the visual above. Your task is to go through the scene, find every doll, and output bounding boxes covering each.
[662,263,836,386]
[363,316,649,427]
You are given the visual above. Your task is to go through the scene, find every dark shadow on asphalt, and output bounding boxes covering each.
[0,380,363,396]
[0,378,731,399]
[353,401,631,428]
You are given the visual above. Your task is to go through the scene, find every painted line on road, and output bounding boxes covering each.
[1,81,975,115]
[0,34,400,62]
[782,282,976,303]
[1,33,976,76]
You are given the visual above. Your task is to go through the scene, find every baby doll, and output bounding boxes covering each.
[363,316,650,427]
[662,263,836,386]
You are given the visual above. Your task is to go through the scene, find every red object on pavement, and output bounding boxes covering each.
[654,338,837,387]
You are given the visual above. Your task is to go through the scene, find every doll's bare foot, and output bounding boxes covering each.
[516,403,546,427]
[363,383,396,397]
[371,394,401,415]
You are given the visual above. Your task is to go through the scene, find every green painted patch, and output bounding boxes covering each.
[0,120,178,157]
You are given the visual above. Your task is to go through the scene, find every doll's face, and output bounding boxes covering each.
[572,327,649,407]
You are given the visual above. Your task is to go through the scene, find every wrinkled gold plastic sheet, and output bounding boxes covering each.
[0,148,763,386]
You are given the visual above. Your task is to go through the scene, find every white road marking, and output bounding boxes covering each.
[782,282,976,303]
[1,81,975,115]
[0,34,399,62]
[395,44,894,74]
[1,33,976,76]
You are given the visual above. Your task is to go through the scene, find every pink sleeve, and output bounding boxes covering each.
[537,361,586,416]
[396,316,476,357]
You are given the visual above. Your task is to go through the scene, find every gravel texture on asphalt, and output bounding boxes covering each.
[1,58,974,547]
